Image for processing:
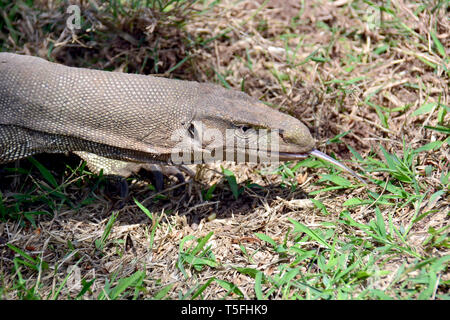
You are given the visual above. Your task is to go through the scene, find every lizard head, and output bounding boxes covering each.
[170,83,367,185]
[173,83,315,163]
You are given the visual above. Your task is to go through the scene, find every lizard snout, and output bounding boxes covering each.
[278,120,315,153]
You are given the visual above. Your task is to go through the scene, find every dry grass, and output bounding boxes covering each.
[0,0,448,299]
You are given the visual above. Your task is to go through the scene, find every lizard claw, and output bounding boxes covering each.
[104,176,129,209]
[147,164,186,195]
[73,152,193,205]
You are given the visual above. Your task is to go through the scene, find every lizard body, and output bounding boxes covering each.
[0,53,365,183]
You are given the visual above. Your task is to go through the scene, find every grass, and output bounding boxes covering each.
[0,0,449,299]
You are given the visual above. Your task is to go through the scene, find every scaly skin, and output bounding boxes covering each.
[0,53,314,171]
[0,53,366,185]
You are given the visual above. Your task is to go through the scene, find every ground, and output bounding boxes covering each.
[0,0,448,299]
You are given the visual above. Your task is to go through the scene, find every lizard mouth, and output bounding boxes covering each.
[277,152,310,160]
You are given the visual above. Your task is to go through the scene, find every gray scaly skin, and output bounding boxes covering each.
[0,53,366,184]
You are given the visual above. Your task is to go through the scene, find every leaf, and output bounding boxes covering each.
[233,267,260,278]
[7,244,38,265]
[374,44,389,55]
[190,278,215,299]
[152,283,174,300]
[222,167,240,200]
[424,125,450,135]
[96,211,119,251]
[375,207,387,238]
[177,232,217,273]
[380,145,396,170]
[412,102,437,116]
[347,145,364,161]
[367,101,388,128]
[254,233,277,247]
[289,218,331,249]
[413,141,443,154]
[134,198,153,221]
[28,157,58,188]
[255,271,265,300]
[214,279,244,298]
[191,231,214,256]
[327,131,350,144]
[425,190,446,211]
[343,197,365,206]
[183,255,218,268]
[320,174,352,187]
[310,199,329,215]
[76,279,95,299]
[204,183,217,201]
[430,30,446,58]
[109,270,145,300]
[167,55,191,74]
[214,69,231,89]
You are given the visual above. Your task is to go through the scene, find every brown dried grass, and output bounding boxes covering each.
[0,0,448,299]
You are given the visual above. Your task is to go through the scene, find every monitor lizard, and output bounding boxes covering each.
[0,52,366,190]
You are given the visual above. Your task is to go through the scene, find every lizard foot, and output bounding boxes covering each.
[103,176,129,209]
[146,164,191,195]
[102,164,190,206]
[73,152,195,201]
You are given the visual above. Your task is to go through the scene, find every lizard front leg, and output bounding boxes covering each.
[74,152,190,204]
